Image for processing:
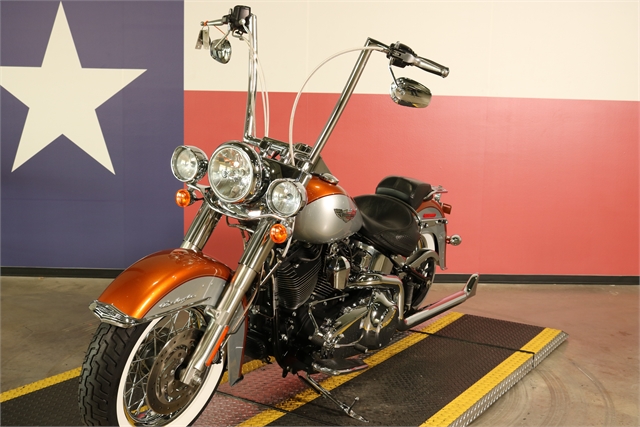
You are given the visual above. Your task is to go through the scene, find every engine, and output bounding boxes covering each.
[277,239,401,359]
[254,237,424,370]
[275,243,324,310]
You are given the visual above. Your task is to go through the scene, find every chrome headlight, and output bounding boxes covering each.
[267,179,307,217]
[208,142,263,203]
[171,146,208,183]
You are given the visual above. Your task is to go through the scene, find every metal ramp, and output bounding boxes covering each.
[0,312,567,426]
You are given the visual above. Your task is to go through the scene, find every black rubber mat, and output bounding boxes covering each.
[266,336,516,426]
[424,314,545,350]
[1,378,82,426]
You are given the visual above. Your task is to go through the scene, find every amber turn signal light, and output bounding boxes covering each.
[175,189,192,207]
[270,224,288,244]
[442,203,452,214]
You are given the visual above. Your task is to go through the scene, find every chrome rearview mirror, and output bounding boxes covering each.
[388,64,431,108]
[390,77,432,108]
[210,38,232,64]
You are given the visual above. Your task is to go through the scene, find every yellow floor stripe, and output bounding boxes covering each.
[421,326,563,426]
[238,312,465,427]
[0,367,82,403]
[0,356,274,404]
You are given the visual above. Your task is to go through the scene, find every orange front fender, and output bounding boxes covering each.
[97,249,233,321]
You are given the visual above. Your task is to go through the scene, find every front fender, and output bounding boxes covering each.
[92,249,233,325]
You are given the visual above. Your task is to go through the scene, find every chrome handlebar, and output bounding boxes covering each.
[200,8,448,174]
[200,18,226,27]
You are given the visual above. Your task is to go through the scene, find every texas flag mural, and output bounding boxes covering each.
[1,1,638,277]
[1,1,184,268]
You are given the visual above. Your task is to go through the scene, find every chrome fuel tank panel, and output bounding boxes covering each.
[294,194,363,244]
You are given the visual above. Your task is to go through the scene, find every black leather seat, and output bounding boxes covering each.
[353,194,420,257]
[375,176,432,210]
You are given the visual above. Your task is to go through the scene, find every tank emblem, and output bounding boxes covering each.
[334,208,357,223]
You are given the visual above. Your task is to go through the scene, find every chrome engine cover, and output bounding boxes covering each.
[351,241,393,274]
[309,289,399,354]
[358,290,398,350]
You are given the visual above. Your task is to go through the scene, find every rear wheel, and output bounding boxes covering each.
[406,234,437,311]
[409,257,436,310]
[79,308,224,426]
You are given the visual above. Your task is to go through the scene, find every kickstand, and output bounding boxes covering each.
[299,373,369,423]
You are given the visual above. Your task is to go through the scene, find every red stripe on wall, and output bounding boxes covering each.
[184,91,639,276]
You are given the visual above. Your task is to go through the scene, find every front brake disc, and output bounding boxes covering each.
[145,328,204,415]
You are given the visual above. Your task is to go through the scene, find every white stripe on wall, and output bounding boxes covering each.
[185,1,638,101]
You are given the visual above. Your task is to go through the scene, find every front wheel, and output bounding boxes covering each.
[78,307,224,426]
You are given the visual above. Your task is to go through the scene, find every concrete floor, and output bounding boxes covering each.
[1,276,638,426]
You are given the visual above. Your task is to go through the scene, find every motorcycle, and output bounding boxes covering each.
[78,5,479,426]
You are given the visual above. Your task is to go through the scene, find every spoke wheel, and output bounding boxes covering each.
[409,257,436,310]
[79,307,225,426]
[121,309,206,424]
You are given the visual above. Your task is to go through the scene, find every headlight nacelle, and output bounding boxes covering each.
[208,142,264,204]
[267,179,307,217]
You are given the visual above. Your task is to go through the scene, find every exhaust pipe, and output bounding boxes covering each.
[397,273,479,331]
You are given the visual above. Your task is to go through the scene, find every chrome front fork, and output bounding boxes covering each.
[180,216,276,386]
[180,203,222,251]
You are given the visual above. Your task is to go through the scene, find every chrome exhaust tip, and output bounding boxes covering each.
[465,273,479,297]
[398,273,479,331]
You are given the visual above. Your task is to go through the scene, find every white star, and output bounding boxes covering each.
[0,2,146,174]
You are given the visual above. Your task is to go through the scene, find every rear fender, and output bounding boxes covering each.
[416,200,448,270]
[90,249,233,327]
